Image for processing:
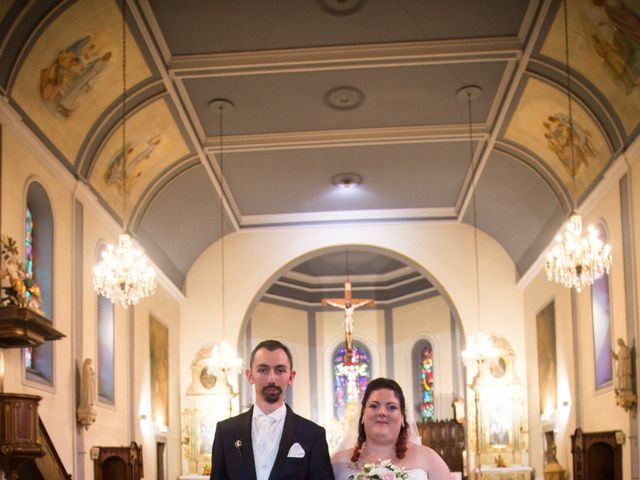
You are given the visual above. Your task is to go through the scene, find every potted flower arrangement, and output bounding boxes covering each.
[0,235,64,348]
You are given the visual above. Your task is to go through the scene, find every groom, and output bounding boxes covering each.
[210,339,335,480]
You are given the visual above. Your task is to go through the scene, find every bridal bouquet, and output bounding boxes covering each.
[348,459,409,480]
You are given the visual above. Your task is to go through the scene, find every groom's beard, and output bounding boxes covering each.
[262,383,283,403]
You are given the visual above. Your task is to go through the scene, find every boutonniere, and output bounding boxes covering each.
[235,440,243,457]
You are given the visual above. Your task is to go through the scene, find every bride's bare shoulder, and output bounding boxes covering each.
[405,444,451,479]
[331,448,355,463]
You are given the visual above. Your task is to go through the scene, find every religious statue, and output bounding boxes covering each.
[321,279,374,355]
[77,358,97,430]
[612,338,637,411]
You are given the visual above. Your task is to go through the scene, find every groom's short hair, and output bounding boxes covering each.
[250,339,293,369]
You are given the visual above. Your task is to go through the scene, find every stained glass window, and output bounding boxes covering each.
[24,206,34,369]
[413,340,435,422]
[333,343,370,420]
[419,343,435,421]
[97,284,115,403]
[25,206,33,279]
[23,183,54,384]
[592,223,612,389]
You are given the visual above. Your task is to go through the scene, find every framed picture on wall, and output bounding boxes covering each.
[592,262,613,389]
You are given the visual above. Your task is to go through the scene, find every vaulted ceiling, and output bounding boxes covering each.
[1,0,638,289]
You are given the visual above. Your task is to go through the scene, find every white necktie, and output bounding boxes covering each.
[255,415,276,456]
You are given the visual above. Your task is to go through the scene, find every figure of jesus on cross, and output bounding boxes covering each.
[322,279,374,356]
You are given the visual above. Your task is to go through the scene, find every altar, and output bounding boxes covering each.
[475,466,533,480]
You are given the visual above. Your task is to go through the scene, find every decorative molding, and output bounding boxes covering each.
[283,265,416,286]
[0,97,76,190]
[240,207,457,227]
[202,124,489,153]
[170,37,522,78]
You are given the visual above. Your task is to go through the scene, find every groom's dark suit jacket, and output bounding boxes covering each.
[210,404,334,480]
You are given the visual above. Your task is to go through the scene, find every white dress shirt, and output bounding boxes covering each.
[252,404,286,480]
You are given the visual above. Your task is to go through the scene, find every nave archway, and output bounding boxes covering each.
[236,244,468,428]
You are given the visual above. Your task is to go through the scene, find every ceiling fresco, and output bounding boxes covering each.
[1,0,639,288]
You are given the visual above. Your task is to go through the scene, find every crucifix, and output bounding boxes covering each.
[322,279,374,356]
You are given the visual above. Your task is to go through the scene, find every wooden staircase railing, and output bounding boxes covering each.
[18,417,72,479]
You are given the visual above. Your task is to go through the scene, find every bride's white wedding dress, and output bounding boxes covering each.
[402,469,429,479]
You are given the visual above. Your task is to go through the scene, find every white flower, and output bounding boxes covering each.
[347,459,410,480]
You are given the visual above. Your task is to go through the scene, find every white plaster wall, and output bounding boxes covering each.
[522,269,575,478]
[522,149,638,479]
[2,127,184,479]
[2,129,76,470]
[250,302,310,416]
[393,295,455,420]
[182,222,527,431]
[134,287,182,480]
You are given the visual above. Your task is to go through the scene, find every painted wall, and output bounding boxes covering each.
[250,302,310,416]
[393,295,456,421]
[181,222,528,452]
[1,127,76,468]
[521,141,639,479]
[1,125,184,479]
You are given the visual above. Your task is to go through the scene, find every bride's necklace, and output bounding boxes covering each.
[357,442,397,465]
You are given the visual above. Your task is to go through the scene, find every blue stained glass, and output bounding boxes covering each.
[333,345,370,420]
[25,207,33,279]
[24,207,34,368]
[419,345,435,422]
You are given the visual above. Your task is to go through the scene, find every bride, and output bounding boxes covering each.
[331,378,451,480]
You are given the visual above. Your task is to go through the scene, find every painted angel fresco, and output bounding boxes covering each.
[104,135,163,192]
[542,113,597,178]
[581,0,640,95]
[40,35,112,118]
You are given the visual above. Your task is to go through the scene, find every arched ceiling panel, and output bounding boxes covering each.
[539,0,640,137]
[9,0,152,164]
[136,163,231,288]
[463,150,564,277]
[2,0,639,291]
[503,76,612,201]
[87,96,192,218]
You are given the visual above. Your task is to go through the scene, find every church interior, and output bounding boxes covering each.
[1,0,639,478]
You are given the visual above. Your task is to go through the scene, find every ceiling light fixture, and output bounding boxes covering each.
[332,173,363,189]
[93,0,156,308]
[457,84,498,480]
[324,86,364,111]
[544,0,612,293]
[207,98,243,377]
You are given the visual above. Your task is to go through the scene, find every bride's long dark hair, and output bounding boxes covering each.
[350,377,409,463]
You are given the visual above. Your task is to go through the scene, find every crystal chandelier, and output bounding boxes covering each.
[93,233,156,307]
[92,0,156,307]
[461,331,499,366]
[545,213,612,293]
[207,98,242,374]
[545,0,612,292]
[207,340,243,377]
